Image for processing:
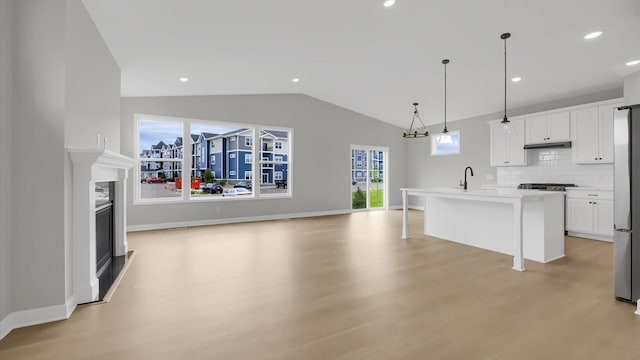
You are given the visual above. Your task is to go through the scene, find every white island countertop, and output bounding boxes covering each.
[400,187,566,272]
[400,187,565,199]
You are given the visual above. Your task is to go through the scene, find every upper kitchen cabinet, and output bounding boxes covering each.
[524,111,570,145]
[573,105,617,164]
[490,119,526,166]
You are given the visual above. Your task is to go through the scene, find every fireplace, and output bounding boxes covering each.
[68,148,136,304]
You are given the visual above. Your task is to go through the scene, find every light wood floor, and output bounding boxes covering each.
[1,210,639,359]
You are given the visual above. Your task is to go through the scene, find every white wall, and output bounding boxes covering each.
[624,71,640,106]
[121,94,408,228]
[11,0,67,313]
[406,88,623,205]
[63,0,121,300]
[0,0,121,337]
[0,0,14,324]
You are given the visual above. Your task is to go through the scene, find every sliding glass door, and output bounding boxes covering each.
[350,145,388,210]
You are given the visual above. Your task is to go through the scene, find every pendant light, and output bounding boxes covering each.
[438,59,454,144]
[500,32,517,135]
[402,103,429,138]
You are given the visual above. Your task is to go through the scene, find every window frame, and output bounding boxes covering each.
[430,130,461,156]
[134,113,293,205]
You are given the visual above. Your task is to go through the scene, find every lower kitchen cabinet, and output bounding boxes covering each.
[566,189,613,241]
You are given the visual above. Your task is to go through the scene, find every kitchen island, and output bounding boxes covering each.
[400,187,565,271]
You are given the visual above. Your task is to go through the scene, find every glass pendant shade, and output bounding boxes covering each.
[402,103,429,138]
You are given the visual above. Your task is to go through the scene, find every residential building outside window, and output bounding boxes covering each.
[258,129,291,195]
[135,114,292,203]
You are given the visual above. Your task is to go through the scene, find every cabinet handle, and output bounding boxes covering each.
[593,202,597,205]
[587,194,598,197]
[599,157,603,160]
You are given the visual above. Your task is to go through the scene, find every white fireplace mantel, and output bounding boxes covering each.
[68,148,136,304]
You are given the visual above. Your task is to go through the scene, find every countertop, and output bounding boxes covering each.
[567,186,613,191]
[400,187,565,199]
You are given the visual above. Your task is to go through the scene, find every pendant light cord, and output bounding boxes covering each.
[444,61,447,133]
[501,33,511,124]
[504,36,507,122]
[441,59,450,133]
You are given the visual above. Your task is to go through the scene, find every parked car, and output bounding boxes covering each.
[234,181,252,190]
[203,182,223,194]
[275,180,287,189]
[223,188,252,196]
[141,176,165,184]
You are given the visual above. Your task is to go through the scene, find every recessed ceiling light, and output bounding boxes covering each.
[511,77,522,82]
[179,77,189,82]
[583,31,603,40]
[383,0,396,7]
[626,60,640,66]
[292,78,300,83]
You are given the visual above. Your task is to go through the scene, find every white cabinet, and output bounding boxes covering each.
[573,105,616,164]
[490,119,526,166]
[525,111,570,144]
[566,189,613,241]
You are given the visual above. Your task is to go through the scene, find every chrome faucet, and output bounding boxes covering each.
[464,166,474,190]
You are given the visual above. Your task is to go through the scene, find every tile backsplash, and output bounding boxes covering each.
[497,148,613,187]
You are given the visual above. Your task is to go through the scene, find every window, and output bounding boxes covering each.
[136,114,291,203]
[137,118,182,201]
[259,129,292,195]
[431,130,460,156]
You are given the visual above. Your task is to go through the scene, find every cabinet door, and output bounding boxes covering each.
[490,122,509,166]
[547,112,571,141]
[594,200,614,237]
[507,119,526,165]
[525,115,548,144]
[598,106,614,163]
[566,198,594,233]
[573,107,599,164]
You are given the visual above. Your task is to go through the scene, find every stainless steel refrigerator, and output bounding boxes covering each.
[614,104,640,302]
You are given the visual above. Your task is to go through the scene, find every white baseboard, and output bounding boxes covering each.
[127,209,356,232]
[636,302,640,316]
[566,231,613,242]
[0,295,76,340]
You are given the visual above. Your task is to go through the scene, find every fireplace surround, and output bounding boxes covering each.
[68,148,135,304]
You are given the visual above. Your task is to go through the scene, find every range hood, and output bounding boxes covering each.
[523,141,572,150]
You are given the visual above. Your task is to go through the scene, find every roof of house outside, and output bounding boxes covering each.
[261,130,288,139]
[152,141,166,150]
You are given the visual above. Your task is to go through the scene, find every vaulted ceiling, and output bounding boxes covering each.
[83,0,640,127]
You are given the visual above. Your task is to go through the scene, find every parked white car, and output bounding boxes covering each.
[222,188,252,196]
